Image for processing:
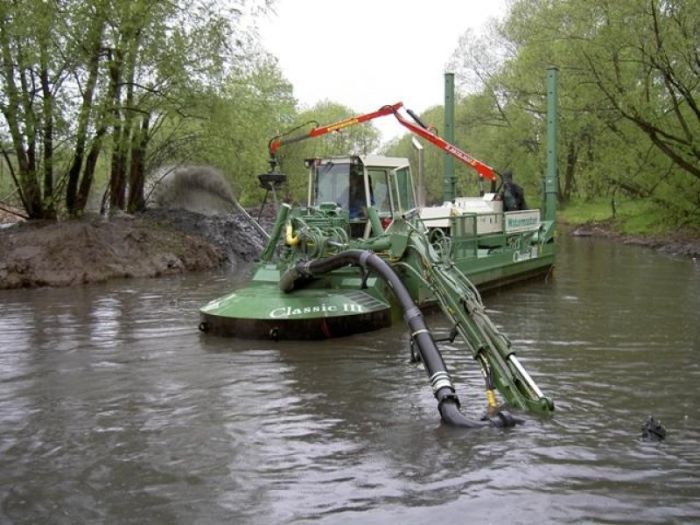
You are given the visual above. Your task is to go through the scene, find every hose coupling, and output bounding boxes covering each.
[430,371,454,396]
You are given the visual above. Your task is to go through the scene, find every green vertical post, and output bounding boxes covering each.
[545,67,558,222]
[443,72,455,203]
[259,202,290,261]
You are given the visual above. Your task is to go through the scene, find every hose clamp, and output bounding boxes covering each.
[429,371,453,395]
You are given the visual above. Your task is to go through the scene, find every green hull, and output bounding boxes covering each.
[200,268,393,339]
[200,242,554,339]
[433,245,554,297]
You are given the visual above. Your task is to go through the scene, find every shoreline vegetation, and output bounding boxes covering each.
[558,198,700,259]
[0,201,697,291]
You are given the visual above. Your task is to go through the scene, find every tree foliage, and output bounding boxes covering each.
[501,0,699,222]
[189,54,297,205]
[0,0,272,218]
[0,0,389,217]
[4,0,695,229]
[388,0,698,226]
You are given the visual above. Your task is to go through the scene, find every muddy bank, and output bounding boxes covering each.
[566,221,700,259]
[0,210,267,290]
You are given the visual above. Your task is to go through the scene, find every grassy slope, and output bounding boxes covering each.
[557,197,696,236]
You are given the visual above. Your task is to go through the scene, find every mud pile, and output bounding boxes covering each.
[143,208,268,265]
[0,210,269,289]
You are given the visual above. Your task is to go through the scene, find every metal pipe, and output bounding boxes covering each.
[367,207,384,237]
[545,67,559,223]
[259,203,290,261]
[509,355,545,399]
[411,137,425,208]
[444,73,456,202]
[226,191,269,240]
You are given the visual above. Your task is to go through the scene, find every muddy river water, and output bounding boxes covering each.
[1,236,699,524]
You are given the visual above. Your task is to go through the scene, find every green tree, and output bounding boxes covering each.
[500,0,699,220]
[98,0,250,213]
[446,0,699,226]
[0,0,270,218]
[0,0,65,218]
[186,54,297,205]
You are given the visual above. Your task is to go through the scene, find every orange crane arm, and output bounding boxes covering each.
[268,102,404,156]
[392,110,496,182]
[268,101,496,182]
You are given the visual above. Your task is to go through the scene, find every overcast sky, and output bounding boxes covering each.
[258,0,506,143]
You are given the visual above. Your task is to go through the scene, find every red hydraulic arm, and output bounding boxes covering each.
[392,109,496,182]
[268,102,496,182]
[268,102,403,156]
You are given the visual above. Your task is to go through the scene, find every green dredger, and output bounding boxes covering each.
[199,70,559,428]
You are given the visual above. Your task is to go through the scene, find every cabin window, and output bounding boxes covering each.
[393,166,416,213]
[315,162,351,207]
[348,169,367,220]
[368,169,392,215]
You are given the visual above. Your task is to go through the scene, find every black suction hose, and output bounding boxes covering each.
[280,249,516,428]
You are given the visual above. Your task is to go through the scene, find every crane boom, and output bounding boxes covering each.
[392,110,496,182]
[268,103,403,156]
[267,102,497,181]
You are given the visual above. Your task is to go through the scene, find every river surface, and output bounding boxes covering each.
[1,236,699,524]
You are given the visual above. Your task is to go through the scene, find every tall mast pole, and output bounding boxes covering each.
[545,67,559,222]
[443,72,456,202]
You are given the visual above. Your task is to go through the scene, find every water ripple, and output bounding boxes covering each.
[1,241,699,523]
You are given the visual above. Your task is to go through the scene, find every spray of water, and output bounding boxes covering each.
[148,165,268,239]
[149,166,237,214]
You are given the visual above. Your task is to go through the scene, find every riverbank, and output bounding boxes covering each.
[558,197,700,259]
[0,210,267,290]
[563,220,700,259]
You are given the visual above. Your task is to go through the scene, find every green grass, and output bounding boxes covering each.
[559,197,670,236]
[558,198,614,225]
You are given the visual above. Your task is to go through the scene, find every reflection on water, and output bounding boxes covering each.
[1,237,699,524]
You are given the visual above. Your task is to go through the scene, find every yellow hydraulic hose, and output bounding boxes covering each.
[485,389,498,410]
[285,223,300,246]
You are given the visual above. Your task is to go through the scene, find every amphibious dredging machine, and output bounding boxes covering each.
[200,70,560,428]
